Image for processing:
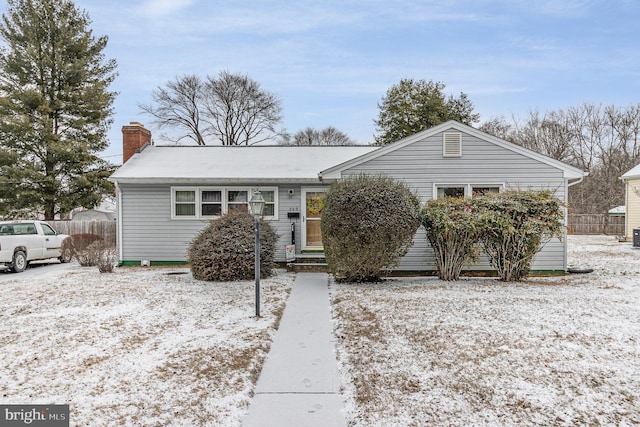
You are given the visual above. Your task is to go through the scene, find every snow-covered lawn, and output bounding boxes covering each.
[332,235,640,426]
[2,236,639,426]
[0,267,293,426]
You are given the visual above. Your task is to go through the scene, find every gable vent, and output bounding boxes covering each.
[443,132,462,157]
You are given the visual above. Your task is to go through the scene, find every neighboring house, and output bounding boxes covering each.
[71,209,116,221]
[109,121,586,273]
[608,205,626,217]
[71,198,117,221]
[621,164,640,241]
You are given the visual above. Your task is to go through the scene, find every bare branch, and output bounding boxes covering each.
[280,126,355,146]
[139,74,207,145]
[202,70,282,145]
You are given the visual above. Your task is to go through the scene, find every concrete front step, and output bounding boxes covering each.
[287,262,329,273]
[286,253,328,272]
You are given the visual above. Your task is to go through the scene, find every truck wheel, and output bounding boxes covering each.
[11,251,27,273]
[60,247,73,263]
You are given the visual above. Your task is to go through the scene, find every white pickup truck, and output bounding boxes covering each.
[0,220,69,273]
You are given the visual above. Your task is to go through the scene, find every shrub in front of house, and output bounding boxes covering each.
[75,240,117,273]
[321,174,421,282]
[421,197,482,281]
[61,233,103,262]
[188,211,278,281]
[94,241,117,273]
[475,190,564,281]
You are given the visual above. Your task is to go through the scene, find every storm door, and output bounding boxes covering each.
[301,188,326,249]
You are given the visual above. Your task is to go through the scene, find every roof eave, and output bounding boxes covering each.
[109,177,324,185]
[621,173,640,181]
[320,121,588,179]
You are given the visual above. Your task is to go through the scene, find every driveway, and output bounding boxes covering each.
[0,259,72,282]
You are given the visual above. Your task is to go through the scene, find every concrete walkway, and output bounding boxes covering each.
[242,272,347,427]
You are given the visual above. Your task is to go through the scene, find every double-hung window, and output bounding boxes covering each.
[172,187,278,219]
[262,191,275,217]
[201,190,222,216]
[435,184,503,199]
[227,190,249,213]
[175,190,197,216]
[471,186,500,197]
[437,186,465,198]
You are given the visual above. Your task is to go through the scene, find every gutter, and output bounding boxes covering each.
[108,177,326,185]
[568,171,589,187]
[568,176,584,187]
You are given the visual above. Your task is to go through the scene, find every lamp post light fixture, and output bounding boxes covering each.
[249,191,265,317]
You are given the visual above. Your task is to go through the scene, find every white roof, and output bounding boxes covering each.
[109,145,378,184]
[608,205,625,214]
[621,163,640,180]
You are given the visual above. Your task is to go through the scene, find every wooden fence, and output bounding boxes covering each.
[567,214,625,235]
[49,220,116,245]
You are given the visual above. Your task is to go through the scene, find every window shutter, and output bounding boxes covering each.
[443,132,462,157]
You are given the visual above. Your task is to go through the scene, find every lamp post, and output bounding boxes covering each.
[249,191,265,317]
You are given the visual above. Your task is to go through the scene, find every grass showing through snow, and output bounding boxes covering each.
[1,235,639,426]
[0,268,293,426]
[332,235,640,426]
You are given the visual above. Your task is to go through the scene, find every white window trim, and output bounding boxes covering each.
[172,187,198,218]
[433,183,504,199]
[171,186,279,220]
[200,188,224,218]
[256,187,278,219]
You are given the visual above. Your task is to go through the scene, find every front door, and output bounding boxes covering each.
[301,188,326,249]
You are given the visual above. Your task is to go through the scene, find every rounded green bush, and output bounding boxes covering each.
[475,190,564,281]
[421,197,481,281]
[189,211,278,281]
[321,175,421,282]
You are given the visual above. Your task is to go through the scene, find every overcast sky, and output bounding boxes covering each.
[3,0,640,163]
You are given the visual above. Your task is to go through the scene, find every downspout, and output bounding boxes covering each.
[564,173,586,271]
[115,181,123,264]
[567,175,585,187]
[621,176,629,240]
[563,178,569,271]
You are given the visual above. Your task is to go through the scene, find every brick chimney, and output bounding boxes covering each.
[122,122,152,163]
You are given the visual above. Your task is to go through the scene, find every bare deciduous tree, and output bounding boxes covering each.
[203,71,282,145]
[140,71,282,145]
[478,115,516,142]
[516,110,575,163]
[139,75,207,145]
[481,103,640,214]
[280,126,355,146]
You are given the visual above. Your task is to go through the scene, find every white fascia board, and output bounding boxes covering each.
[109,177,323,185]
[449,122,587,179]
[320,121,587,180]
[621,164,640,181]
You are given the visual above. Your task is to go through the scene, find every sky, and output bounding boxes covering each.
[3,0,640,164]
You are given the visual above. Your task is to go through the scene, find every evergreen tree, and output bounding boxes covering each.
[0,0,117,219]
[374,79,479,145]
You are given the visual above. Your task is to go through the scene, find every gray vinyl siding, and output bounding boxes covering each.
[341,130,568,271]
[118,129,570,271]
[119,184,202,261]
[118,183,303,263]
[273,186,303,259]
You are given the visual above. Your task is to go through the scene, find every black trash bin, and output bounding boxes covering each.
[634,229,640,247]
